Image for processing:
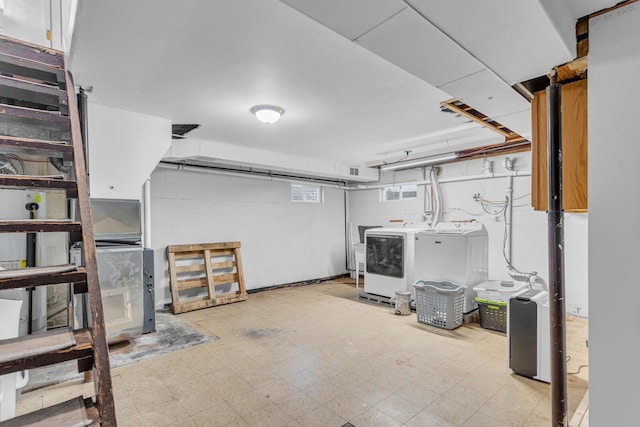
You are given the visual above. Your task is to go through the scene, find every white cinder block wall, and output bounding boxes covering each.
[347,153,588,316]
[150,168,347,306]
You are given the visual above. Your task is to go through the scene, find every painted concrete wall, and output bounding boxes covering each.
[87,103,172,200]
[588,4,640,423]
[150,167,347,306]
[348,152,589,317]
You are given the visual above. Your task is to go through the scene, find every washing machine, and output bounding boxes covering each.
[507,289,551,383]
[364,227,423,298]
[413,222,488,313]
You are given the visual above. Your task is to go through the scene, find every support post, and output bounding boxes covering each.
[547,69,568,426]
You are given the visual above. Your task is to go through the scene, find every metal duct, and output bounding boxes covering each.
[0,154,18,174]
[49,156,72,174]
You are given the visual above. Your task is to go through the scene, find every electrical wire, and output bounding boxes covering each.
[444,207,484,217]
[566,355,589,375]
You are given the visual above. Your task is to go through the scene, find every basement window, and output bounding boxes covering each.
[382,184,417,201]
[291,184,321,203]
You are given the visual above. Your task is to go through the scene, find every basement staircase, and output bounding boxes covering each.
[0,36,116,426]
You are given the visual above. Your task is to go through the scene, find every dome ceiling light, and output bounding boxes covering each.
[250,105,284,124]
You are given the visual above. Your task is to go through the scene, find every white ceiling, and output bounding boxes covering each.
[68,0,615,180]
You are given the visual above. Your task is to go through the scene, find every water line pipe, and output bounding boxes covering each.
[350,170,531,191]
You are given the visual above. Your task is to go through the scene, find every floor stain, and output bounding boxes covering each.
[245,328,280,339]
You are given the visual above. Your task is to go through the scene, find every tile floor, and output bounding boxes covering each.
[16,280,589,426]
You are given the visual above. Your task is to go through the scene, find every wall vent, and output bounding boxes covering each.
[349,167,359,176]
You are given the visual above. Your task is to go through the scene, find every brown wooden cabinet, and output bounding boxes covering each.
[531,78,588,212]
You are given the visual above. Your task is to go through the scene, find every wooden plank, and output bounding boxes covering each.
[0,267,86,291]
[174,263,206,273]
[0,327,75,364]
[0,396,93,427]
[0,103,70,131]
[172,296,216,314]
[0,74,68,114]
[0,52,66,89]
[0,35,64,68]
[0,135,73,160]
[204,249,216,300]
[65,70,116,427]
[176,277,208,291]
[555,57,588,83]
[442,99,512,138]
[213,272,239,286]
[167,251,181,313]
[167,241,241,253]
[211,261,236,270]
[0,175,77,197]
[0,219,81,233]
[234,247,247,295]
[0,329,92,376]
[173,249,235,259]
[589,0,638,18]
[215,293,248,305]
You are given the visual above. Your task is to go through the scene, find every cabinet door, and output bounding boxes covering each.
[531,79,588,212]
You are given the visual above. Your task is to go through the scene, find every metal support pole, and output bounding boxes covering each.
[77,86,91,189]
[547,70,568,426]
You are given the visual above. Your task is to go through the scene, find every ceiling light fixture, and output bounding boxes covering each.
[380,152,459,171]
[250,105,284,124]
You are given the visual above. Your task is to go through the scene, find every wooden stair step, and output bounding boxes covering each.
[0,219,81,233]
[0,74,68,115]
[0,264,86,291]
[0,103,70,131]
[0,175,77,196]
[0,52,66,89]
[0,328,92,376]
[0,396,98,427]
[0,135,73,160]
[0,35,64,69]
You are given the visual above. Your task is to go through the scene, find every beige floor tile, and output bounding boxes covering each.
[139,399,194,427]
[404,408,456,427]
[275,391,321,419]
[224,389,272,417]
[375,393,423,423]
[349,406,403,427]
[461,410,512,426]
[13,282,588,426]
[395,382,441,407]
[131,384,175,415]
[352,379,394,406]
[192,400,246,427]
[241,403,295,426]
[253,378,298,403]
[117,414,145,427]
[324,391,371,421]
[295,403,347,427]
[303,380,344,404]
[442,374,503,412]
[427,395,477,425]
